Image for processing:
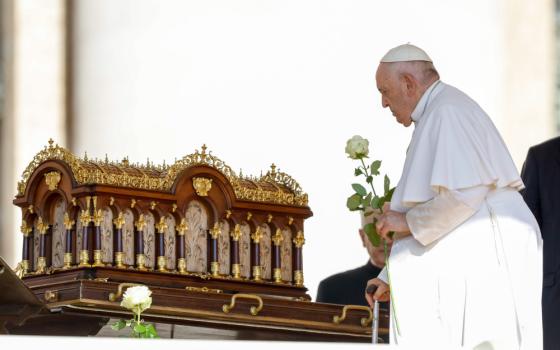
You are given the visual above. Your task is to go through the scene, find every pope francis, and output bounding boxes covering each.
[365,44,543,349]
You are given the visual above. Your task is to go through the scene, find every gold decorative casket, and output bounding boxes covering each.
[5,140,388,341]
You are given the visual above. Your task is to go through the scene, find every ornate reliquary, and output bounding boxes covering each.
[8,140,386,341]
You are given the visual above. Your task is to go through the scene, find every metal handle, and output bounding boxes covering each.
[222,293,263,316]
[332,305,373,327]
[108,282,144,302]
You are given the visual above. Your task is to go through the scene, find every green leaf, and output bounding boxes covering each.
[133,322,146,334]
[361,193,372,208]
[111,319,126,331]
[366,175,373,184]
[352,183,367,196]
[371,196,381,209]
[363,223,381,247]
[354,168,363,176]
[145,324,159,338]
[371,160,381,175]
[346,194,362,210]
[385,187,396,201]
[384,175,390,194]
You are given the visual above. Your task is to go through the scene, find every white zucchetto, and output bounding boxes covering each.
[380,43,432,63]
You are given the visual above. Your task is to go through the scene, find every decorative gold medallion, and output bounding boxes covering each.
[44,171,61,191]
[193,177,212,197]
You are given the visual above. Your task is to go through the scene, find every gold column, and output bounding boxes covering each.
[230,224,242,279]
[293,230,305,287]
[19,221,33,275]
[113,212,126,268]
[272,228,284,283]
[78,208,92,267]
[155,217,168,272]
[36,217,48,274]
[209,222,221,277]
[176,218,188,274]
[92,209,104,267]
[135,214,147,270]
[63,213,75,269]
[250,226,263,281]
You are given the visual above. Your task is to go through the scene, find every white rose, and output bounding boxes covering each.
[345,135,369,159]
[121,285,152,314]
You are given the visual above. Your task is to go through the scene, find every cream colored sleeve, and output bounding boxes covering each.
[405,185,490,246]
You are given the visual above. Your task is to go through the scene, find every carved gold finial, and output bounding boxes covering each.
[193,177,212,197]
[63,213,75,230]
[251,226,263,244]
[226,210,232,219]
[37,217,48,234]
[231,224,242,241]
[110,197,115,206]
[288,216,294,225]
[267,214,273,223]
[48,138,54,148]
[270,163,277,175]
[272,228,283,246]
[121,157,129,166]
[130,199,136,208]
[176,218,188,235]
[44,171,61,191]
[156,217,168,234]
[210,222,221,239]
[80,209,91,226]
[246,212,252,221]
[201,144,207,155]
[93,209,103,227]
[150,201,157,210]
[172,203,178,213]
[20,221,32,235]
[135,214,146,231]
[113,212,125,229]
[293,230,305,248]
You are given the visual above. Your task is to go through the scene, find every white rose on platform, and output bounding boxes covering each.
[345,135,369,159]
[121,285,152,314]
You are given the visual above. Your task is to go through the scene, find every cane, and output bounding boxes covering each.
[366,284,379,344]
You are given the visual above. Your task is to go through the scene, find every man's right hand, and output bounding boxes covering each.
[365,278,390,307]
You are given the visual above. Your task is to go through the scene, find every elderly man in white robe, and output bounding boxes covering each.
[365,44,543,349]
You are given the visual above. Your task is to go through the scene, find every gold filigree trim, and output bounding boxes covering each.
[17,140,308,206]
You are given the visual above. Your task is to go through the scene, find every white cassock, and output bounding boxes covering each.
[377,81,543,349]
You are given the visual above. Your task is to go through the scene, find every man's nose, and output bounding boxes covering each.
[381,97,389,108]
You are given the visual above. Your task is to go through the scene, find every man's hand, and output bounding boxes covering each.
[375,210,410,242]
[365,278,390,307]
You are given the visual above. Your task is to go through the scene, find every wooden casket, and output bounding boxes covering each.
[6,140,388,342]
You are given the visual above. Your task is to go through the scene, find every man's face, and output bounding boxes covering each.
[375,63,415,127]
[360,229,390,267]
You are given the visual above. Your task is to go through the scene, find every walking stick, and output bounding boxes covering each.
[366,284,379,344]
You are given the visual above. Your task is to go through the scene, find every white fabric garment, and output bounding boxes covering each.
[380,81,543,349]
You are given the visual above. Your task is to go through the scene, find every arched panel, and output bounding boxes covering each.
[164,215,176,270]
[218,220,230,275]
[281,228,293,282]
[123,209,135,266]
[76,213,83,261]
[260,224,272,280]
[144,212,156,268]
[239,222,251,278]
[185,201,208,273]
[101,208,113,264]
[51,199,66,268]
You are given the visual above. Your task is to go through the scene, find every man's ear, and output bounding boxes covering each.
[359,229,367,248]
[401,73,416,94]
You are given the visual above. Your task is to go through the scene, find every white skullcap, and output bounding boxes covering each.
[380,43,432,63]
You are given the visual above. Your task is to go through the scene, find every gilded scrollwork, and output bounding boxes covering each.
[17,141,308,207]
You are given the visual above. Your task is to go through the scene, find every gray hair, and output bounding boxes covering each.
[388,61,440,87]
